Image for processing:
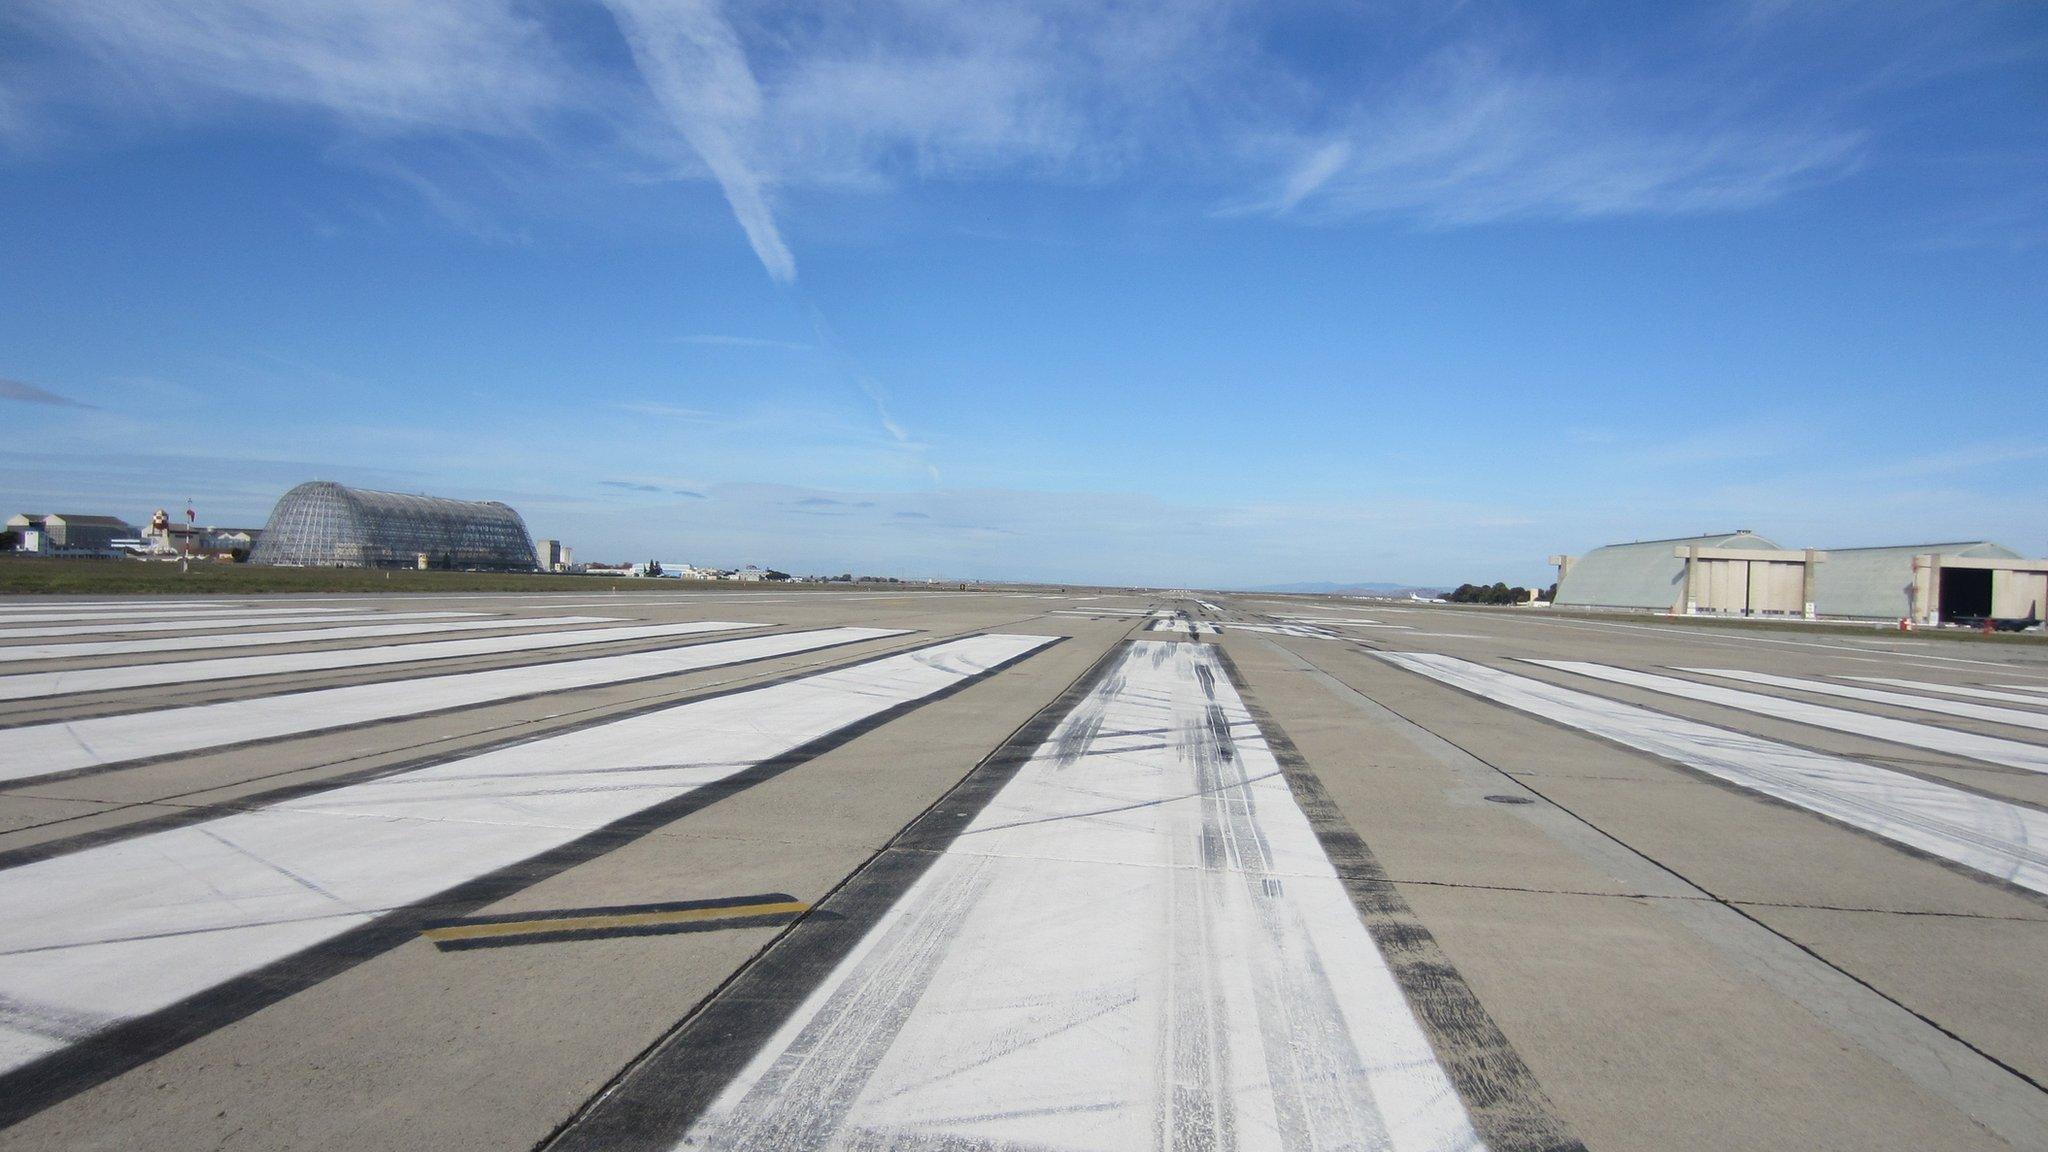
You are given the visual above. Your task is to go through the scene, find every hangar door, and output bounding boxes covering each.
[1939,568,1993,621]
[1694,558,1805,615]
[1992,569,2047,620]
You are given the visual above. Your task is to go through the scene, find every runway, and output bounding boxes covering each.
[0,618,754,700]
[666,642,1477,1151]
[0,588,2043,1151]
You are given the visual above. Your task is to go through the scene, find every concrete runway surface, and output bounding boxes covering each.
[0,588,2044,1151]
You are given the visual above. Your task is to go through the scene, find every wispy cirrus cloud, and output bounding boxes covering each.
[1235,46,1867,225]
[5,0,564,134]
[602,0,794,283]
[614,401,720,422]
[2,2,2033,264]
[668,333,808,350]
[1,377,95,408]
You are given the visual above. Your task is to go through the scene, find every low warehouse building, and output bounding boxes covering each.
[1814,542,2047,623]
[4,513,133,557]
[251,481,537,570]
[1552,531,1818,615]
[1553,533,2047,623]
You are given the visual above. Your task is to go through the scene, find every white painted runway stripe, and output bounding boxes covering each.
[0,632,1053,1076]
[679,641,1480,1152]
[0,615,613,664]
[0,599,321,612]
[0,606,361,625]
[1530,661,2048,775]
[1228,622,1338,639]
[1994,683,2048,697]
[0,620,756,702]
[1144,617,1218,635]
[1847,678,2048,708]
[0,610,479,640]
[1383,653,2048,897]
[0,627,910,782]
[1687,669,2048,734]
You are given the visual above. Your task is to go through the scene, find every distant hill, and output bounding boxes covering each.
[1240,581,1444,597]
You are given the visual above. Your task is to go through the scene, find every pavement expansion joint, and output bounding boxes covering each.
[1364,875,1707,903]
[1728,899,2048,923]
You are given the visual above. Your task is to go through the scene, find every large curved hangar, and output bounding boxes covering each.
[1554,530,1783,612]
[251,481,538,570]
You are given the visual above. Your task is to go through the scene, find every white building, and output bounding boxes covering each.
[535,539,572,572]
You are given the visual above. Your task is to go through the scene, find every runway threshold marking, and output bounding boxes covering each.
[0,632,1056,1119]
[0,615,616,664]
[1848,677,2048,709]
[607,640,1495,1152]
[1143,616,1217,635]
[1229,622,1340,639]
[1529,661,2048,775]
[0,627,911,782]
[0,610,481,640]
[0,620,758,702]
[0,605,363,626]
[1685,668,2048,734]
[422,895,809,951]
[1382,653,2048,897]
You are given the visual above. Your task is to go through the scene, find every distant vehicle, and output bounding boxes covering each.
[1409,593,1447,604]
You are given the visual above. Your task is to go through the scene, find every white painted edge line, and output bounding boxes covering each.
[1382,653,2048,898]
[0,620,759,702]
[0,627,912,782]
[0,632,1056,1075]
[1532,661,2048,776]
[0,616,617,664]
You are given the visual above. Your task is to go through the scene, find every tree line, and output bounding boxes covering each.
[1443,582,1556,605]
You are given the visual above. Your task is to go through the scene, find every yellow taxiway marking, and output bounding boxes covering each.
[422,899,809,945]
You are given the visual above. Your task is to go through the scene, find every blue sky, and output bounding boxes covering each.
[2,1,2043,587]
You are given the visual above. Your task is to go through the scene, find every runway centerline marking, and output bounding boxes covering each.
[1528,661,2048,775]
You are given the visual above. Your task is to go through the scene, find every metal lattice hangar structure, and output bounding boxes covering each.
[1552,531,2048,623]
[250,481,539,571]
